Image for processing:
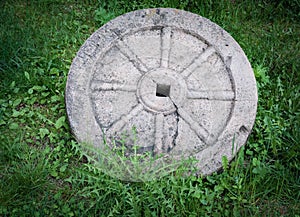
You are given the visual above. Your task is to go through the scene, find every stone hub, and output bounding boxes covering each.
[65,8,258,181]
[137,68,187,114]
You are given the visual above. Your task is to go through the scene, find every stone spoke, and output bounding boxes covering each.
[116,40,148,74]
[187,90,235,101]
[154,113,164,155]
[177,107,209,144]
[108,103,144,134]
[91,81,136,92]
[180,46,215,79]
[160,27,172,68]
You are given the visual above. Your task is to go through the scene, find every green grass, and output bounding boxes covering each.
[0,0,299,216]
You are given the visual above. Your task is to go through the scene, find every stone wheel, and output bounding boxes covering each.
[66,8,257,181]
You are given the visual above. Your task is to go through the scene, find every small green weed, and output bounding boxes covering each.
[77,127,198,182]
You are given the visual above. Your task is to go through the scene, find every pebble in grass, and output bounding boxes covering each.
[65,8,257,181]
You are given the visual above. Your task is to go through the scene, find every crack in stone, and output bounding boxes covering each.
[169,97,180,150]
[149,74,180,151]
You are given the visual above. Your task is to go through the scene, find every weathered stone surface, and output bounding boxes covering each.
[66,8,257,181]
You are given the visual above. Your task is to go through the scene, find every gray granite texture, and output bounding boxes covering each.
[66,8,257,181]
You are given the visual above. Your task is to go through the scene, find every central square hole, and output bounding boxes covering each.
[156,84,170,97]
